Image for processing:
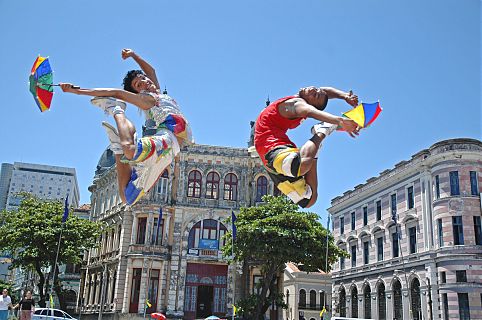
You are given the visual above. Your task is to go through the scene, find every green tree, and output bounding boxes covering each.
[0,194,103,310]
[223,195,347,320]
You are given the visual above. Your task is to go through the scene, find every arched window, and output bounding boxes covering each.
[299,289,306,308]
[339,288,346,317]
[286,290,290,305]
[187,170,202,198]
[351,286,358,318]
[393,280,403,320]
[310,290,316,309]
[377,282,386,320]
[364,285,372,319]
[206,172,220,199]
[224,173,238,201]
[410,278,421,320]
[256,176,268,202]
[187,219,228,250]
[320,291,326,310]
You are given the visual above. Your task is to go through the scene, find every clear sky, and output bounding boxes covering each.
[0,0,480,223]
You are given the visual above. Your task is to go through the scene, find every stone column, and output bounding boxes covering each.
[131,212,137,244]
[386,290,393,320]
[138,258,150,314]
[371,292,377,319]
[402,288,410,320]
[121,260,133,313]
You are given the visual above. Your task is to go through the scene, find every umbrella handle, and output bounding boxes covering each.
[39,83,80,89]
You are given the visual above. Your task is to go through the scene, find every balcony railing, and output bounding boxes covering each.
[298,303,329,311]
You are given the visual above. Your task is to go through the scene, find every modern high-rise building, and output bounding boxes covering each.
[329,138,482,320]
[0,162,80,210]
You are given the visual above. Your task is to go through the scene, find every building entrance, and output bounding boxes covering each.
[196,285,214,318]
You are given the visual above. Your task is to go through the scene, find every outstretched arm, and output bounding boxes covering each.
[60,83,156,110]
[321,87,359,107]
[280,98,360,137]
[122,49,160,89]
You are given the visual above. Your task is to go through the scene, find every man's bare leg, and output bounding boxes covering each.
[299,133,326,176]
[112,113,137,159]
[114,154,132,204]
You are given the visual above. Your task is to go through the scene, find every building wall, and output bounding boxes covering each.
[329,138,482,320]
[80,143,278,320]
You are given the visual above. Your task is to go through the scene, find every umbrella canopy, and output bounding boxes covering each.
[150,313,166,320]
[343,101,382,128]
[29,56,53,112]
[204,316,221,320]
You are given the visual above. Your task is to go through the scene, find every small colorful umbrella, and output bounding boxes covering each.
[343,101,382,128]
[29,56,54,112]
[150,313,166,320]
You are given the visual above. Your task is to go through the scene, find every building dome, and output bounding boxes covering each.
[95,147,116,176]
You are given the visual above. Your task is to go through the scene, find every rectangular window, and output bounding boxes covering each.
[351,212,356,230]
[409,227,417,254]
[363,241,369,264]
[136,217,147,244]
[340,216,345,234]
[458,293,470,320]
[440,271,446,284]
[453,216,464,245]
[470,171,479,196]
[363,207,368,226]
[450,171,460,196]
[392,232,399,258]
[391,194,397,222]
[474,216,482,245]
[407,186,414,209]
[351,245,357,267]
[442,293,449,320]
[435,175,441,199]
[376,200,382,221]
[340,256,345,270]
[438,219,444,247]
[377,237,384,261]
[151,218,164,245]
[456,270,467,282]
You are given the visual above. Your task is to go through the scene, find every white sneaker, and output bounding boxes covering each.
[311,122,338,137]
[102,121,123,154]
[91,97,126,116]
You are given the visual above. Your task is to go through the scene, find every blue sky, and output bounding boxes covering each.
[0,0,480,222]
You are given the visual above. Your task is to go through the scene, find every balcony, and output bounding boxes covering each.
[128,244,170,257]
[298,303,329,311]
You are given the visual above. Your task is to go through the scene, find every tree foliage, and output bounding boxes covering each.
[222,195,347,320]
[0,193,103,309]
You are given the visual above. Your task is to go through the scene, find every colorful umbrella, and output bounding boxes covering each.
[343,101,382,128]
[29,56,54,112]
[150,313,166,320]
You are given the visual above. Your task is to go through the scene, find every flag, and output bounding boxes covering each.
[49,294,54,308]
[146,299,152,308]
[231,211,237,242]
[326,215,331,229]
[320,306,326,318]
[155,207,163,245]
[61,195,69,223]
[233,304,238,316]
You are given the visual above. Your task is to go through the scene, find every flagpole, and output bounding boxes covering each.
[394,215,413,319]
[323,214,331,319]
[231,210,237,320]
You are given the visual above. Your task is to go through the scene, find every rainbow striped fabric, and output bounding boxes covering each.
[343,101,382,128]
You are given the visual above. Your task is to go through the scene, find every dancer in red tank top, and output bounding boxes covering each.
[254,86,360,208]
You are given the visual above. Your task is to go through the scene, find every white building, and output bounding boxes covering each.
[283,263,332,320]
[329,138,482,320]
[0,162,80,210]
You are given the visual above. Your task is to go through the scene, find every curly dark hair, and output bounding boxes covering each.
[122,69,145,93]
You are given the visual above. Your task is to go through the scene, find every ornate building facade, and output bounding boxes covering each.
[329,138,482,320]
[78,141,280,319]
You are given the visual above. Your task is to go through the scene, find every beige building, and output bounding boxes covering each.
[78,139,282,319]
[283,263,331,320]
[329,138,482,320]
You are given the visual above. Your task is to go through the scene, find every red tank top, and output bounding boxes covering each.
[254,95,305,165]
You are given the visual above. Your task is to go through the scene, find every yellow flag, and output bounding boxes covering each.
[320,306,326,317]
[146,299,152,308]
[232,304,237,316]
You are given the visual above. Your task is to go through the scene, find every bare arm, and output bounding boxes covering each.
[279,98,359,133]
[122,49,160,89]
[321,87,358,107]
[60,83,156,110]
